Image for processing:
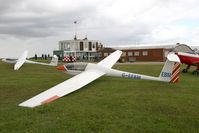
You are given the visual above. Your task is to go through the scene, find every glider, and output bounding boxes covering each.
[2,50,58,70]
[19,50,180,108]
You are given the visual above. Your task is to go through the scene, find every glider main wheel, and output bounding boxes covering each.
[182,69,188,73]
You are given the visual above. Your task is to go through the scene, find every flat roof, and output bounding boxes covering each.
[59,39,100,42]
[112,44,176,50]
[110,43,199,50]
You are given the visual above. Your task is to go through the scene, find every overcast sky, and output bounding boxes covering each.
[0,0,199,58]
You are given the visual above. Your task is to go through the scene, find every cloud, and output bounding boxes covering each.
[0,0,199,57]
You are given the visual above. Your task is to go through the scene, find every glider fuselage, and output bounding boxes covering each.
[60,63,167,82]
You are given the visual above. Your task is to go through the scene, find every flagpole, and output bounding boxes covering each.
[74,21,77,40]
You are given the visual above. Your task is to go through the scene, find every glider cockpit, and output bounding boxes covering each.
[57,62,88,75]
[64,63,88,71]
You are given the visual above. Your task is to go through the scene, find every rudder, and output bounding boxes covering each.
[170,62,180,83]
[50,55,58,66]
[159,53,181,83]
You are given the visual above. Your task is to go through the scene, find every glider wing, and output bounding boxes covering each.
[19,69,105,108]
[19,50,122,108]
[98,50,122,68]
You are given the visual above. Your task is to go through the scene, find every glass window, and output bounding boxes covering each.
[128,52,133,56]
[104,52,108,57]
[134,51,139,56]
[67,42,70,49]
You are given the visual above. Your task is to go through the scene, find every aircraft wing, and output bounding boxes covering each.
[19,69,105,108]
[14,50,28,70]
[25,55,58,66]
[19,50,122,108]
[98,50,122,68]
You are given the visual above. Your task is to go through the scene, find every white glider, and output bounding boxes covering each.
[19,50,180,108]
[2,50,58,70]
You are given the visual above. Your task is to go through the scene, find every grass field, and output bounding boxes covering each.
[0,61,199,133]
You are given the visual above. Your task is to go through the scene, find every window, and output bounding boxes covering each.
[98,52,102,57]
[142,51,148,56]
[134,51,139,56]
[89,42,92,50]
[67,42,70,49]
[104,52,108,57]
[80,42,84,50]
[128,52,133,56]
[63,44,66,50]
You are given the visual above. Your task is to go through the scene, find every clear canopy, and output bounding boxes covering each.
[64,62,88,71]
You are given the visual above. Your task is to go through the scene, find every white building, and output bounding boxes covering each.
[54,37,103,61]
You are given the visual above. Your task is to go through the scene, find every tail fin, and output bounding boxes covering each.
[159,53,181,83]
[49,55,58,66]
[14,50,28,70]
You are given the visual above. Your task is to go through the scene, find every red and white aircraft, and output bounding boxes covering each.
[2,50,58,70]
[175,52,199,75]
[19,50,180,108]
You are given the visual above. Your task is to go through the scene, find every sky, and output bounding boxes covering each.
[0,0,199,58]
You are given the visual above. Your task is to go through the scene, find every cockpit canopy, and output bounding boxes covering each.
[64,62,88,71]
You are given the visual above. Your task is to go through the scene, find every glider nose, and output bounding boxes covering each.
[57,65,66,71]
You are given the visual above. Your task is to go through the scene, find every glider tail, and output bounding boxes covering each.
[14,50,28,70]
[49,55,58,66]
[159,53,181,83]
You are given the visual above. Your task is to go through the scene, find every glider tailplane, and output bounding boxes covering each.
[159,53,181,83]
[49,55,58,66]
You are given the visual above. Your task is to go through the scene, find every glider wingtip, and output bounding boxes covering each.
[18,103,39,108]
[14,67,19,70]
[18,104,33,108]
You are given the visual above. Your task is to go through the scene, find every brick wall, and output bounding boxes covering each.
[98,48,169,62]
[123,48,165,62]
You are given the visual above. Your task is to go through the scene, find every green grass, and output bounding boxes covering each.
[0,61,199,133]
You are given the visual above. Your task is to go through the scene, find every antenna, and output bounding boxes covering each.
[74,21,77,40]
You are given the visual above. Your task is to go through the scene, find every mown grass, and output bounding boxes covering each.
[0,61,199,133]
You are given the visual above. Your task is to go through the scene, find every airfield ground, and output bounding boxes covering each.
[0,61,199,133]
